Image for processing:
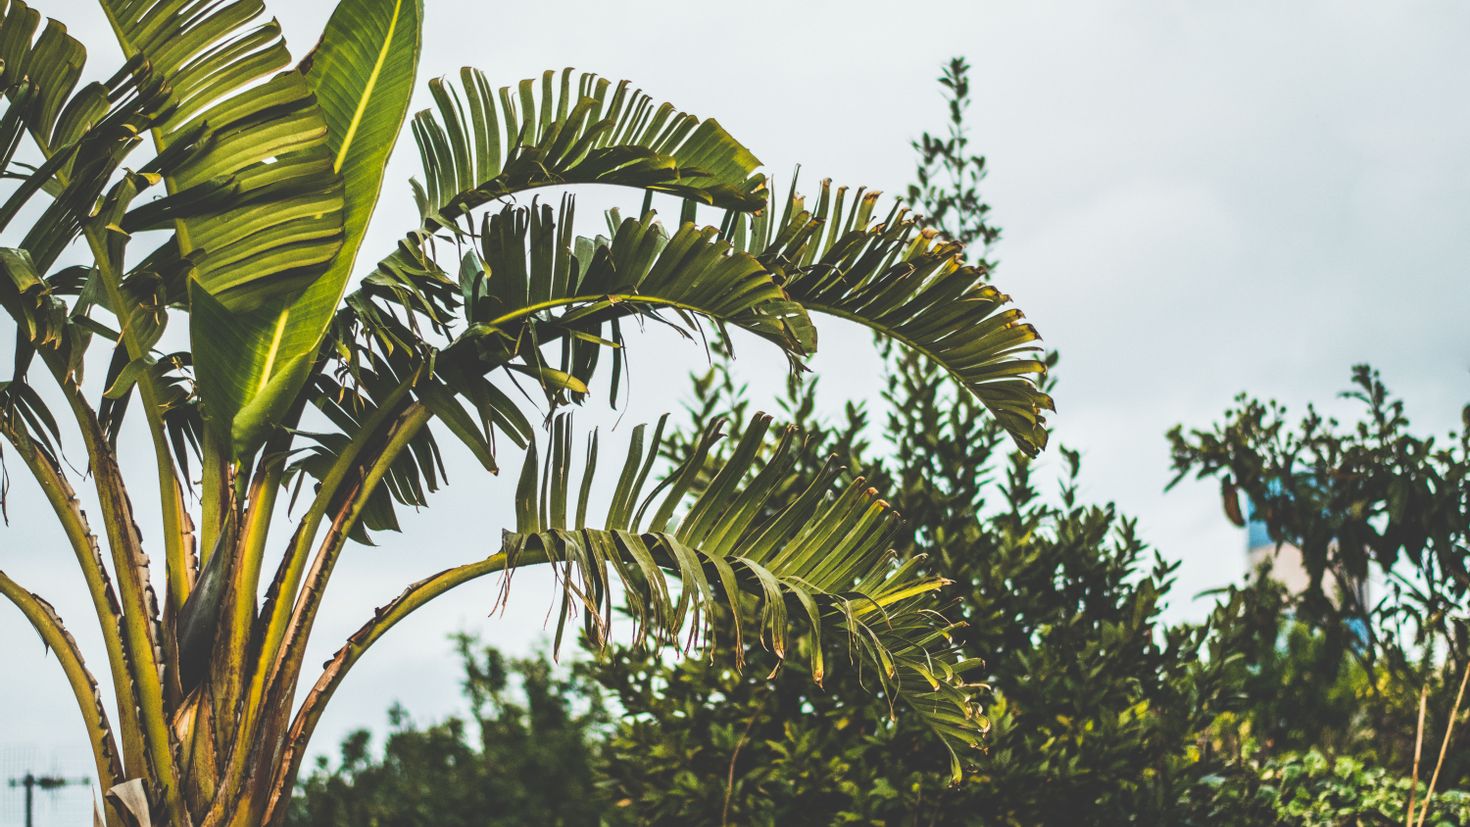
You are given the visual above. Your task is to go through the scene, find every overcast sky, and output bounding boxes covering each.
[3,0,1469,814]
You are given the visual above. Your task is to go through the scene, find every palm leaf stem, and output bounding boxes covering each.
[46,323,184,819]
[213,402,431,824]
[82,222,193,616]
[261,549,521,826]
[211,455,284,757]
[247,365,422,715]
[0,414,141,770]
[276,402,433,690]
[0,569,124,794]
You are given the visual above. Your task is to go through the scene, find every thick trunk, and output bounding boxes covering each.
[164,702,298,827]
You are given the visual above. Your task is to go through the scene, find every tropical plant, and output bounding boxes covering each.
[0,1,1052,824]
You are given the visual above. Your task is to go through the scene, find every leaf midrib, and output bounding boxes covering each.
[332,0,404,174]
[258,0,406,395]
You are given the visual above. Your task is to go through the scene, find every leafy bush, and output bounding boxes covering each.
[590,346,1243,824]
[1182,750,1470,826]
[288,635,608,827]
[1172,367,1470,788]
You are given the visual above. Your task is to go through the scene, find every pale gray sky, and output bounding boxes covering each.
[3,1,1469,818]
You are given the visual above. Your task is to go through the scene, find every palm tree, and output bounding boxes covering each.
[0,0,1051,823]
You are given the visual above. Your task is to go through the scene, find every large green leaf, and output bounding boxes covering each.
[189,0,423,460]
[193,0,424,458]
[504,413,986,779]
[305,0,422,290]
[286,0,423,413]
[98,0,345,305]
[98,0,348,456]
[725,180,1053,455]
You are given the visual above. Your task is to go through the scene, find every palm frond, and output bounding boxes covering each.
[313,197,813,527]
[0,3,178,279]
[347,196,806,354]
[413,67,765,222]
[723,179,1052,454]
[504,413,986,778]
[0,0,129,156]
[437,197,812,396]
[367,67,766,316]
[287,346,443,542]
[99,0,344,308]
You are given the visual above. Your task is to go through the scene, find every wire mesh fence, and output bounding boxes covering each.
[0,745,98,827]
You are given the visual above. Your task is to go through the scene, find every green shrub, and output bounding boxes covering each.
[1183,750,1470,826]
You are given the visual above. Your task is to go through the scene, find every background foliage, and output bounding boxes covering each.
[289,634,607,826]
[289,59,1470,826]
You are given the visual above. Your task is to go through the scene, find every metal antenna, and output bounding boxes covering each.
[7,773,91,827]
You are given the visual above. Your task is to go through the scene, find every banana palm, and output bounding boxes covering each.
[0,0,1052,824]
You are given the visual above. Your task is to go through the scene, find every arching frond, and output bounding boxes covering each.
[368,67,767,314]
[0,0,91,152]
[435,197,812,394]
[723,180,1052,454]
[0,3,179,278]
[312,198,813,524]
[412,67,765,222]
[504,413,986,779]
[0,371,61,466]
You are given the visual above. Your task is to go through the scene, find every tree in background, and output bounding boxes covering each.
[287,634,608,827]
[593,369,1237,825]
[1171,367,1470,794]
[592,59,1238,826]
[591,61,1470,827]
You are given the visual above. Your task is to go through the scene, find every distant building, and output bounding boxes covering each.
[1245,502,1369,620]
[1246,514,1317,595]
